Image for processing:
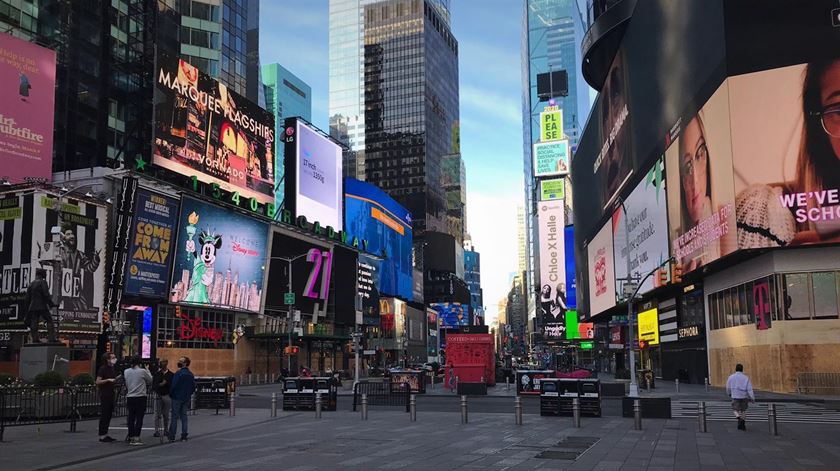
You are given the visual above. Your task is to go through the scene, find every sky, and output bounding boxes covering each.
[260,0,525,325]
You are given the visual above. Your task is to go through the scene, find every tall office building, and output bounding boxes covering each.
[516,205,527,274]
[262,63,311,209]
[464,242,483,324]
[521,0,590,326]
[361,0,459,251]
[442,153,466,244]
[179,0,263,106]
[328,0,454,178]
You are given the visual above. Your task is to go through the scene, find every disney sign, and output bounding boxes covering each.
[175,309,226,346]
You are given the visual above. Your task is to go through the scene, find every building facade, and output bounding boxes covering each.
[464,244,483,324]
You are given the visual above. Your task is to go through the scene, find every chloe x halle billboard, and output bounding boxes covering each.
[153,51,276,204]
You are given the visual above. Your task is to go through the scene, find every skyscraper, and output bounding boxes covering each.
[179,0,264,106]
[442,153,466,245]
[361,0,459,247]
[262,63,312,209]
[521,0,590,325]
[517,205,527,274]
[464,243,483,324]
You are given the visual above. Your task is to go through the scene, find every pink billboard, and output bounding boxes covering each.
[0,35,56,183]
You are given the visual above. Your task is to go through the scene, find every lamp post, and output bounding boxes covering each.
[271,253,310,372]
[617,198,641,398]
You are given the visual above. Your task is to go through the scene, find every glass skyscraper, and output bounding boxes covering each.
[521,0,591,331]
[262,63,312,211]
[361,0,459,248]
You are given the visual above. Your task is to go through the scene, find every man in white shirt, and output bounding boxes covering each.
[726,363,755,430]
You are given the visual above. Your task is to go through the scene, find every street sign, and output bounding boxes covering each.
[622,282,638,299]
[284,292,295,305]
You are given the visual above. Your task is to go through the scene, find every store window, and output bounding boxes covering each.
[157,305,235,349]
[811,272,839,319]
[783,273,811,320]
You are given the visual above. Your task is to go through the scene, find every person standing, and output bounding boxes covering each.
[153,359,174,438]
[96,352,119,443]
[726,363,755,430]
[124,357,152,445]
[24,268,57,343]
[169,356,196,442]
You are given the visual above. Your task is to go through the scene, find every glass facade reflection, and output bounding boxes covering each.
[362,0,459,249]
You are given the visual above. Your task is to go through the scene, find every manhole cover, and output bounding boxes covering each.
[536,450,579,460]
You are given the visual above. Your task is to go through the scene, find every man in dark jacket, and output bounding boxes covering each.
[153,359,174,437]
[168,356,196,442]
[25,268,57,343]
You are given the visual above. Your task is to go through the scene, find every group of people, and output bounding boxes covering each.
[95,353,196,445]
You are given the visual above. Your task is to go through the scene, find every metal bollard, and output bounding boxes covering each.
[698,401,707,433]
[229,393,236,417]
[271,392,277,418]
[248,373,253,385]
[410,394,417,422]
[572,397,581,428]
[460,395,468,424]
[361,393,368,420]
[506,376,510,391]
[704,377,709,392]
[768,403,778,436]
[633,399,642,430]
[315,393,322,419]
[514,396,523,425]
[675,378,680,393]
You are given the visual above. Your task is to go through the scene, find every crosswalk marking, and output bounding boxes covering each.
[670,401,840,425]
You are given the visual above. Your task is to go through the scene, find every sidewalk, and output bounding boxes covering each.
[6,408,840,470]
[0,408,282,471]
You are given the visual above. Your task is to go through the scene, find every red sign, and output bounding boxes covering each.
[176,310,225,345]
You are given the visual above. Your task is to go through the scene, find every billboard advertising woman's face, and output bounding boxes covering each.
[594,51,634,209]
[731,58,840,248]
[665,82,737,273]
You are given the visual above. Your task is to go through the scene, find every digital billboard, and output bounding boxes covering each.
[169,197,268,313]
[0,191,107,332]
[152,51,276,204]
[637,308,660,345]
[540,107,563,142]
[284,118,343,230]
[344,178,413,300]
[123,189,179,298]
[0,35,56,183]
[264,230,335,318]
[729,59,840,250]
[358,253,381,326]
[612,158,670,298]
[537,201,567,325]
[665,82,736,273]
[587,220,616,317]
[564,225,576,309]
[430,302,468,327]
[533,140,570,177]
[539,178,565,201]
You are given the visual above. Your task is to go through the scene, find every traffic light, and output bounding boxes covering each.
[658,267,668,286]
[672,262,683,284]
[283,346,300,355]
[638,339,647,350]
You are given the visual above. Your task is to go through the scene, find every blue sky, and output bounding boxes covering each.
[260,0,525,323]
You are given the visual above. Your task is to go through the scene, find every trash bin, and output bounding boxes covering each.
[194,377,232,413]
[539,378,578,416]
[578,378,601,417]
[282,377,300,411]
[314,377,338,411]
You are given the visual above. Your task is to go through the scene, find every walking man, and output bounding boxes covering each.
[726,363,755,430]
[169,356,196,442]
[96,352,119,443]
[153,359,174,438]
[124,356,153,445]
[24,268,57,343]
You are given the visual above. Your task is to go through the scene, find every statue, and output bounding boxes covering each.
[25,268,58,343]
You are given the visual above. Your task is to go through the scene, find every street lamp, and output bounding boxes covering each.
[270,252,311,373]
[616,198,642,398]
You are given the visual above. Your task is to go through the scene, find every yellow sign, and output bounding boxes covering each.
[637,308,660,346]
[540,108,564,142]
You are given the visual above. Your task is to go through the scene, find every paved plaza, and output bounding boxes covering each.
[2,400,840,471]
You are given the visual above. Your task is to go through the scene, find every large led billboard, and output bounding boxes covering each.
[430,302,468,327]
[729,59,840,250]
[123,189,179,298]
[284,118,343,230]
[665,82,736,273]
[537,201,567,325]
[564,225,576,309]
[344,178,413,300]
[533,140,570,177]
[0,191,107,332]
[169,197,268,313]
[153,52,276,204]
[587,220,616,317]
[0,35,56,183]
[613,158,671,297]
